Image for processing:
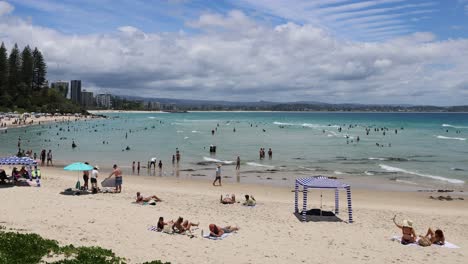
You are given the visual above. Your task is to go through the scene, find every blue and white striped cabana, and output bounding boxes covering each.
[0,156,37,166]
[294,176,353,223]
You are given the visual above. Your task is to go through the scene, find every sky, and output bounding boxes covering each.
[0,0,468,105]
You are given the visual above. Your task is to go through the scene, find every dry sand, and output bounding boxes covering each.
[0,166,467,264]
[0,114,92,130]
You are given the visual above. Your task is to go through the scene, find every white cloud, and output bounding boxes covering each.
[0,1,14,16]
[1,9,468,105]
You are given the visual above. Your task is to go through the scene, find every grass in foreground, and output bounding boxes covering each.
[0,226,169,264]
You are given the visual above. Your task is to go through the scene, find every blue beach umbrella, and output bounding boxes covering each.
[64,162,93,189]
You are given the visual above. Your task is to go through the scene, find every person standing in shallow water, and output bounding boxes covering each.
[137,161,140,175]
[268,148,272,159]
[236,156,240,170]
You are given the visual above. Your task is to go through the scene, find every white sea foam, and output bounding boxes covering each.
[299,166,316,171]
[368,157,387,161]
[191,130,200,133]
[147,117,156,119]
[379,164,464,184]
[246,162,275,169]
[333,171,344,175]
[176,130,184,133]
[184,137,189,139]
[273,121,295,126]
[442,124,468,129]
[203,157,234,164]
[302,123,340,129]
[364,171,374,176]
[436,135,466,141]
[395,179,417,185]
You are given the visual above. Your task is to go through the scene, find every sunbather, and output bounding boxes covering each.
[393,215,417,245]
[208,224,239,237]
[172,217,199,234]
[220,194,236,204]
[243,194,256,206]
[136,192,162,203]
[157,217,174,231]
[422,228,445,245]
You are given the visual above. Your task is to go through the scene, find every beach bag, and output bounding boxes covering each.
[418,237,432,247]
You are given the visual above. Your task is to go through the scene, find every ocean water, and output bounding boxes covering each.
[1,112,467,188]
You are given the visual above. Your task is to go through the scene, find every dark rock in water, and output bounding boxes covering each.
[191,174,206,177]
[293,157,305,160]
[437,189,454,193]
[266,169,278,172]
[451,168,465,171]
[180,169,195,172]
[266,177,272,180]
[282,178,287,180]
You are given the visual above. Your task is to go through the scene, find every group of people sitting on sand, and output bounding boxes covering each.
[220,194,256,206]
[156,216,239,238]
[393,215,445,246]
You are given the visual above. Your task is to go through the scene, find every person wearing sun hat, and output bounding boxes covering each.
[212,163,222,186]
[393,215,417,245]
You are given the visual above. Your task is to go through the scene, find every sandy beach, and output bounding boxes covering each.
[0,114,93,130]
[1,165,467,264]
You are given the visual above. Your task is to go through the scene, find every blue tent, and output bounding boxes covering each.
[294,176,353,223]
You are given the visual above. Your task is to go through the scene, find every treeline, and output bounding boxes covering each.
[0,42,81,113]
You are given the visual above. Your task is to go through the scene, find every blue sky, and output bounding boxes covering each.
[7,0,468,41]
[1,0,468,105]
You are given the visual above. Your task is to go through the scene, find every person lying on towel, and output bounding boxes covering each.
[220,194,236,204]
[136,192,162,203]
[209,224,239,237]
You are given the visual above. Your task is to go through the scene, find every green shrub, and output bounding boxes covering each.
[0,228,169,264]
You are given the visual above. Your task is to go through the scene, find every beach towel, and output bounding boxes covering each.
[101,178,116,188]
[203,232,232,240]
[391,236,460,249]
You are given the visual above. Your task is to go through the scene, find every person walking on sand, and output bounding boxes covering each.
[236,156,240,170]
[212,164,222,186]
[107,164,123,193]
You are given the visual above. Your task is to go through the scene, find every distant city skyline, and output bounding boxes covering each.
[1,0,468,105]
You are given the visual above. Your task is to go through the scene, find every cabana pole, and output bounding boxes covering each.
[346,186,353,223]
[302,187,308,222]
[294,182,299,213]
[334,189,339,215]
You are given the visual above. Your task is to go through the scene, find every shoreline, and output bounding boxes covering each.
[0,165,467,263]
[88,110,468,114]
[0,114,95,130]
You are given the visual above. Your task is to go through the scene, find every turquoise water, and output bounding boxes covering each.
[1,112,467,187]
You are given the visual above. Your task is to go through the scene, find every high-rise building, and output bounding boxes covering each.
[70,80,82,104]
[147,101,161,110]
[81,90,94,107]
[50,81,69,98]
[95,93,112,109]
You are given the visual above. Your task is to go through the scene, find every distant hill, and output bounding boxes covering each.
[117,95,468,112]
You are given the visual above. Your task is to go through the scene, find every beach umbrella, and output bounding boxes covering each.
[64,162,93,189]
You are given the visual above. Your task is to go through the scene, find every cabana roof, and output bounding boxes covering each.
[296,176,349,189]
[0,156,37,166]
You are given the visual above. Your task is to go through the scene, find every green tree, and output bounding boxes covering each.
[21,45,33,94]
[7,43,21,106]
[32,47,47,91]
[0,42,8,107]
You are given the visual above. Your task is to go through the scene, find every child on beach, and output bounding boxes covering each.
[157,217,174,232]
[243,195,256,206]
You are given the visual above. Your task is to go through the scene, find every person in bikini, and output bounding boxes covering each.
[208,224,239,237]
[393,215,417,244]
[157,217,174,231]
[172,217,199,235]
[422,228,445,245]
[220,194,236,204]
[136,192,162,203]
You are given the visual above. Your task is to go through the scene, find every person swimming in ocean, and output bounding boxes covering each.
[72,141,77,148]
